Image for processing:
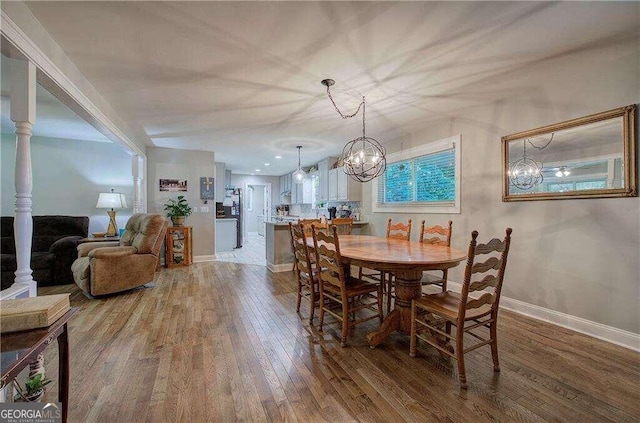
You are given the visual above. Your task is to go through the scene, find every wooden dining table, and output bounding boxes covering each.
[314,234,467,347]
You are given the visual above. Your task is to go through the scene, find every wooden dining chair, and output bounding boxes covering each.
[299,218,327,236]
[289,222,319,323]
[419,220,453,292]
[331,217,353,235]
[312,225,383,347]
[360,218,412,313]
[410,228,513,389]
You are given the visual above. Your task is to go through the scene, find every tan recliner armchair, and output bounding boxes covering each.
[72,213,168,296]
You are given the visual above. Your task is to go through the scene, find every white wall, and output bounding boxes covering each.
[146,147,216,257]
[361,35,640,334]
[1,134,133,233]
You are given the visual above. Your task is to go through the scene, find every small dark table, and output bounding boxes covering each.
[78,236,120,244]
[1,308,78,423]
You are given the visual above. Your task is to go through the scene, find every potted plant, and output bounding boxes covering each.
[164,195,193,226]
[15,374,52,402]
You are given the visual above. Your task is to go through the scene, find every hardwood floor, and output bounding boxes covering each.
[39,262,639,422]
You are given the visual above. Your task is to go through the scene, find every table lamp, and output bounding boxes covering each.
[96,189,127,237]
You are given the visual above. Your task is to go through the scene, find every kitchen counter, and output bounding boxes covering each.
[216,218,237,252]
[269,219,369,227]
[265,220,369,272]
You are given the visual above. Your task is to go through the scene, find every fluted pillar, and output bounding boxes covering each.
[10,59,37,297]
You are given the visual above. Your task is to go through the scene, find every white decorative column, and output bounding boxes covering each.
[132,155,145,213]
[10,59,37,297]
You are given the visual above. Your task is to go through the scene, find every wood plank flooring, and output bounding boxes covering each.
[38,262,640,422]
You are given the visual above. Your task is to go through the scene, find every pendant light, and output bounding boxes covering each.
[321,79,386,182]
[292,145,306,184]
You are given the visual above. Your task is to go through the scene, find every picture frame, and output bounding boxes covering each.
[159,179,188,192]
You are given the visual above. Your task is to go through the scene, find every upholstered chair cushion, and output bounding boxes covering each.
[72,213,168,297]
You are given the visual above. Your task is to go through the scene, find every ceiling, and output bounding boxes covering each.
[13,1,640,176]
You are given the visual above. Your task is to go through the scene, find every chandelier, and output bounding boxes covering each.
[292,145,306,184]
[508,140,543,190]
[508,133,554,190]
[321,79,386,182]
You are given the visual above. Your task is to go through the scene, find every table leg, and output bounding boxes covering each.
[367,269,422,347]
[58,323,69,423]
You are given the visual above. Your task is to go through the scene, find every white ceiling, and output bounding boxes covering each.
[14,1,640,176]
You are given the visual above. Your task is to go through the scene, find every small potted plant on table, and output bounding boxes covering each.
[15,374,52,402]
[164,195,193,226]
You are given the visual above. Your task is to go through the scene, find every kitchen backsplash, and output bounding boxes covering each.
[279,201,362,220]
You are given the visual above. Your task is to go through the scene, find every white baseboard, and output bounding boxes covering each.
[193,255,216,263]
[446,281,640,352]
[267,263,293,273]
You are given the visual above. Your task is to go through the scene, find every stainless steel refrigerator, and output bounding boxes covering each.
[223,187,242,248]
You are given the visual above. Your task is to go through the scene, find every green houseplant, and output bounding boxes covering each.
[164,195,193,226]
[15,374,52,402]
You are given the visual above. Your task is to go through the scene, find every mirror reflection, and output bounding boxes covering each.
[502,105,636,201]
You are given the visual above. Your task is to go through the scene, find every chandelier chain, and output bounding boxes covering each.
[322,79,386,183]
[526,133,554,150]
[325,86,365,120]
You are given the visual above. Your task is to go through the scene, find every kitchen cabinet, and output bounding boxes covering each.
[290,176,313,204]
[317,157,336,202]
[328,168,338,200]
[329,166,361,201]
[279,173,293,204]
[165,226,193,268]
[286,173,292,193]
[291,179,299,203]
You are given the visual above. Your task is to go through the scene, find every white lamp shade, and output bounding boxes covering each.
[96,192,127,209]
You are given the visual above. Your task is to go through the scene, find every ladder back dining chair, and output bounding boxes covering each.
[419,220,453,292]
[289,222,319,323]
[360,218,412,313]
[312,225,383,347]
[331,217,353,235]
[410,228,513,389]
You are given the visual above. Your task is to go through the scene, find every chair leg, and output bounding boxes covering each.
[386,273,393,315]
[318,291,325,332]
[409,301,417,357]
[377,284,384,325]
[441,269,448,292]
[296,279,302,313]
[341,301,348,348]
[455,324,467,389]
[309,286,315,324]
[490,320,500,372]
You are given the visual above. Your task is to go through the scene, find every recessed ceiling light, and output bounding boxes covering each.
[255,169,261,172]
[250,173,255,175]
[264,163,270,166]
[275,155,282,159]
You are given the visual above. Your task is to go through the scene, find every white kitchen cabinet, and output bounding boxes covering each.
[302,177,313,204]
[329,166,361,201]
[317,157,336,202]
[291,177,299,203]
[328,167,339,201]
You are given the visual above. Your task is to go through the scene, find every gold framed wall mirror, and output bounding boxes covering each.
[502,105,637,201]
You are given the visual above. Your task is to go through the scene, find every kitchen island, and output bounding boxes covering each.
[265,220,369,272]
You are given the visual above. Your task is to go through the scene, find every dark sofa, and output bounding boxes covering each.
[1,216,89,290]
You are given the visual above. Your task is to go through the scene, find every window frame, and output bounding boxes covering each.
[372,134,461,214]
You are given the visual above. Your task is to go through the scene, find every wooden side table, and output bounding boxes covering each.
[1,308,78,423]
[165,226,193,268]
